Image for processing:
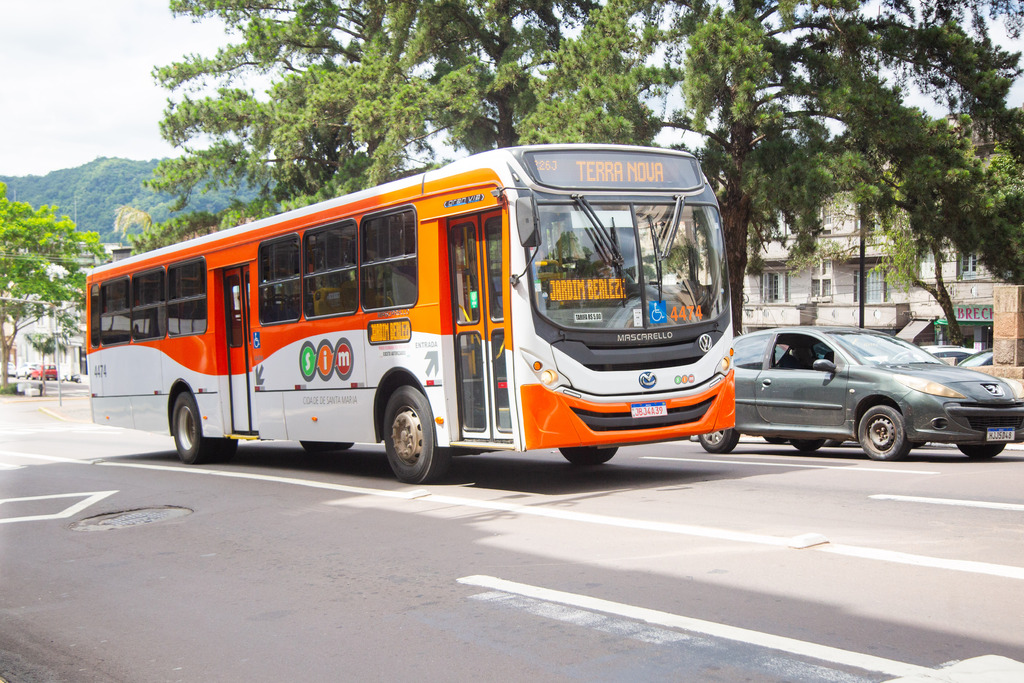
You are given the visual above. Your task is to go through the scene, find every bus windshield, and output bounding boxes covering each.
[531,200,727,330]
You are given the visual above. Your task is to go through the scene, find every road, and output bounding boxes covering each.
[1,396,1023,682]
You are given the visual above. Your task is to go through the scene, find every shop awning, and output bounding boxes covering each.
[933,319,991,327]
[897,319,933,342]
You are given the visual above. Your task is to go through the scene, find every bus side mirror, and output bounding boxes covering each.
[516,197,540,248]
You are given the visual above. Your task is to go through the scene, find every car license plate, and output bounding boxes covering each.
[986,427,1014,442]
[631,401,667,419]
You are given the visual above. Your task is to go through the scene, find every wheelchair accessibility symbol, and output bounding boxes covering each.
[648,301,668,324]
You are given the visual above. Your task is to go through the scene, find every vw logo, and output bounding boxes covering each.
[639,371,657,389]
[698,333,713,354]
[982,383,1005,397]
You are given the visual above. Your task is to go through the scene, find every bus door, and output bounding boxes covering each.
[448,212,513,443]
[223,265,255,433]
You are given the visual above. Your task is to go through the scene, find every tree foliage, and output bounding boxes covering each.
[0,183,103,389]
[146,0,1024,332]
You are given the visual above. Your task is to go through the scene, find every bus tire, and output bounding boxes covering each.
[172,392,229,465]
[697,429,740,454]
[559,446,618,466]
[300,441,354,453]
[383,386,451,484]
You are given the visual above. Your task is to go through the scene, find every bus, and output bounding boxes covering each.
[86,145,735,483]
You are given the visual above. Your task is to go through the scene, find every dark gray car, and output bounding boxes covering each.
[700,326,1024,460]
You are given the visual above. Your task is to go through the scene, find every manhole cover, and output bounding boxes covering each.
[71,507,192,531]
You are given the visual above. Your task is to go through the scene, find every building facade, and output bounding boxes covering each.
[741,215,995,349]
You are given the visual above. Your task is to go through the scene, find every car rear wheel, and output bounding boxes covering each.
[957,443,1006,459]
[858,405,911,461]
[791,439,826,452]
[698,429,740,454]
[559,446,618,465]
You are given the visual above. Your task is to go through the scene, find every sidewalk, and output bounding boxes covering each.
[0,393,93,423]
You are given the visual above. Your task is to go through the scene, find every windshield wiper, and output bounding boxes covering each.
[658,195,684,261]
[572,194,623,267]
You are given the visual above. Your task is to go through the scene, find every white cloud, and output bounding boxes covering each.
[0,0,230,177]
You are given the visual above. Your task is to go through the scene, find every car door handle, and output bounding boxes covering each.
[761,379,772,387]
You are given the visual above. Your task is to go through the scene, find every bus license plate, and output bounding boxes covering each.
[987,427,1014,442]
[631,401,667,419]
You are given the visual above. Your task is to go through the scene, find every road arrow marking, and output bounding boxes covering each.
[0,490,118,524]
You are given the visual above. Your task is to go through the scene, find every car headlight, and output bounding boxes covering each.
[1001,377,1024,399]
[894,374,966,399]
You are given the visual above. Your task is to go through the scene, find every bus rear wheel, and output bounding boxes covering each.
[559,446,618,466]
[172,392,236,465]
[383,387,451,484]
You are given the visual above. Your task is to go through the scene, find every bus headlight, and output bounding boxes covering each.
[717,354,732,376]
[541,369,559,385]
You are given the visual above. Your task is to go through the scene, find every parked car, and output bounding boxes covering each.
[16,363,39,379]
[698,327,1024,461]
[958,349,993,367]
[6,362,14,377]
[29,365,58,381]
[920,345,976,365]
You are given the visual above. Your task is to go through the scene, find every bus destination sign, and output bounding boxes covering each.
[368,318,412,345]
[548,278,626,303]
[521,150,704,191]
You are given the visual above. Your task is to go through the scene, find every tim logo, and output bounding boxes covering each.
[639,371,657,389]
[982,384,1005,397]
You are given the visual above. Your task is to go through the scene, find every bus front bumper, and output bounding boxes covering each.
[520,374,735,451]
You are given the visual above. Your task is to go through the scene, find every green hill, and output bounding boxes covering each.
[0,158,258,243]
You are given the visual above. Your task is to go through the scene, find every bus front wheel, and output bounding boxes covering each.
[383,387,451,484]
[172,393,236,465]
[559,446,618,466]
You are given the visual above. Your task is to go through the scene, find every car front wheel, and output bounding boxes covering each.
[858,405,911,461]
[697,429,740,454]
[957,443,1005,459]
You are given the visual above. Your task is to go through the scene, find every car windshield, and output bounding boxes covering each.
[832,332,944,366]
[530,200,727,330]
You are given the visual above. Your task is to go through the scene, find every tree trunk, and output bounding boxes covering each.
[720,180,753,335]
[917,244,963,346]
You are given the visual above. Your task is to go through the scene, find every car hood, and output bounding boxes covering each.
[882,363,1018,403]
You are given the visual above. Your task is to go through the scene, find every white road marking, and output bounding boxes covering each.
[29,459,1018,581]
[457,574,935,679]
[869,494,1024,512]
[0,490,118,524]
[644,456,940,475]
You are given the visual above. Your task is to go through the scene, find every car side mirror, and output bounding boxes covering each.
[812,358,836,374]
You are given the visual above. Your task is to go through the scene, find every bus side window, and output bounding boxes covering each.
[259,236,301,324]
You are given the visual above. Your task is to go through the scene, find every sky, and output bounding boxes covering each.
[1,2,1022,179]
[0,0,230,178]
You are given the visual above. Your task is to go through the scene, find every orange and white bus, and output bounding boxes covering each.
[86,144,734,483]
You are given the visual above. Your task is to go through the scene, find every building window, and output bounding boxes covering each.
[812,278,832,298]
[762,272,780,302]
[854,270,888,304]
[960,253,978,280]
